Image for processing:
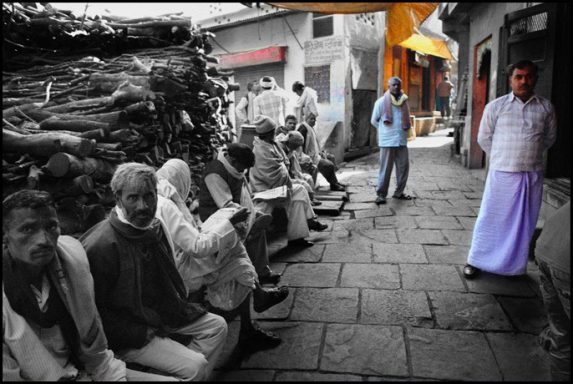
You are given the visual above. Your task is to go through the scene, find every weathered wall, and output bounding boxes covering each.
[461,3,528,166]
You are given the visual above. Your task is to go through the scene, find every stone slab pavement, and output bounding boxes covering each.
[212,129,551,382]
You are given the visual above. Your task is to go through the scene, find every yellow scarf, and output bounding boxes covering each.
[391,93,409,107]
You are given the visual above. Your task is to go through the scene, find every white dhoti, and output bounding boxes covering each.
[254,184,315,240]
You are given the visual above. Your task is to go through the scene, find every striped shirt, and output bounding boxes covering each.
[253,89,289,126]
[478,92,557,172]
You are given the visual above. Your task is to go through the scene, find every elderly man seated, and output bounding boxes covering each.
[155,159,288,353]
[249,115,328,248]
[80,163,228,381]
[2,190,143,381]
[297,112,345,191]
[276,130,320,206]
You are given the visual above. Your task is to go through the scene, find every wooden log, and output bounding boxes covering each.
[39,116,112,133]
[88,72,150,93]
[27,165,44,189]
[45,152,116,181]
[110,81,155,103]
[96,142,122,151]
[42,96,113,113]
[3,129,95,158]
[42,175,95,197]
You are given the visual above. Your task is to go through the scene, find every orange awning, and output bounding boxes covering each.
[268,3,438,46]
[398,33,454,60]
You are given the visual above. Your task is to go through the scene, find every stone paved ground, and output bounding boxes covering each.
[212,128,551,382]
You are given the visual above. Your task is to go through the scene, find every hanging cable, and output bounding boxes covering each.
[282,14,303,50]
[210,36,231,54]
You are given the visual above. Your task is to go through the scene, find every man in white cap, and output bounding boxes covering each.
[250,115,328,247]
[253,76,289,127]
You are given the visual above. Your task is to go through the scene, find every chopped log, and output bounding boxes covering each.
[88,72,150,93]
[111,81,155,103]
[39,116,112,134]
[27,165,44,189]
[96,142,122,151]
[3,129,95,158]
[42,96,113,113]
[3,118,31,135]
[43,175,95,197]
[45,152,117,181]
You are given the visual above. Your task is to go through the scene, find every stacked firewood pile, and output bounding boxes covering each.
[2,3,238,236]
[3,2,197,70]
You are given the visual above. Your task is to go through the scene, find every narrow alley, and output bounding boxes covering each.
[214,128,551,381]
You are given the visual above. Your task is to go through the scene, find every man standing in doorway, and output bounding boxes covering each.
[235,81,260,128]
[463,60,557,279]
[370,76,413,205]
[437,75,454,119]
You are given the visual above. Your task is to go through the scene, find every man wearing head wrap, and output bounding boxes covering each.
[276,131,320,206]
[297,112,345,192]
[249,115,328,248]
[252,76,289,126]
[292,81,319,123]
[155,159,289,354]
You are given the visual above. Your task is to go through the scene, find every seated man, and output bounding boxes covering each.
[297,112,345,192]
[276,130,320,206]
[276,114,298,136]
[2,190,132,381]
[80,163,228,381]
[155,159,288,352]
[249,115,328,248]
[198,143,283,283]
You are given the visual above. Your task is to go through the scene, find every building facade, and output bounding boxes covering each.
[198,4,386,161]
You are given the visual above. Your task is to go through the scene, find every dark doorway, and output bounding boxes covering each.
[350,90,378,150]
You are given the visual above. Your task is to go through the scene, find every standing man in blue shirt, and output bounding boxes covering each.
[370,76,413,205]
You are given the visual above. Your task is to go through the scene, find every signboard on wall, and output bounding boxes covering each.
[304,36,344,66]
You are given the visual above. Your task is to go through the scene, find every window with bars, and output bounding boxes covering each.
[304,65,330,103]
[509,11,548,36]
[312,13,333,39]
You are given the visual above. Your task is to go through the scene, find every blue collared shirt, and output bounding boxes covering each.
[371,98,407,147]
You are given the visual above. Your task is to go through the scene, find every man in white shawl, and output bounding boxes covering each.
[249,115,328,248]
[155,159,289,353]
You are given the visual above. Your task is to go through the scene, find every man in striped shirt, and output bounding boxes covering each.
[463,60,557,279]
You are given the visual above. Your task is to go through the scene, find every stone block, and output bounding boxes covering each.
[497,297,548,334]
[373,243,428,264]
[355,229,399,244]
[396,229,448,245]
[343,202,379,211]
[415,190,467,200]
[431,205,477,217]
[361,289,432,326]
[456,216,476,230]
[354,206,394,218]
[465,272,537,297]
[290,288,358,323]
[273,244,325,263]
[349,192,378,203]
[441,229,473,246]
[340,264,400,289]
[321,324,408,377]
[281,263,341,287]
[323,243,372,263]
[486,333,551,381]
[275,372,363,381]
[448,198,482,208]
[429,291,513,331]
[423,245,469,264]
[408,328,501,381]
[414,216,463,230]
[241,322,323,370]
[390,205,435,216]
[401,264,465,291]
[375,215,418,229]
[332,218,374,231]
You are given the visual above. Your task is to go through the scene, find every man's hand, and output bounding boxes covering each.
[229,207,250,225]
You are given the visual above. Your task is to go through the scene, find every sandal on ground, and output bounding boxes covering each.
[375,195,386,205]
[392,193,414,200]
[463,264,480,279]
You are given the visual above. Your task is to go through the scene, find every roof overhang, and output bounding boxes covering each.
[398,33,454,60]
